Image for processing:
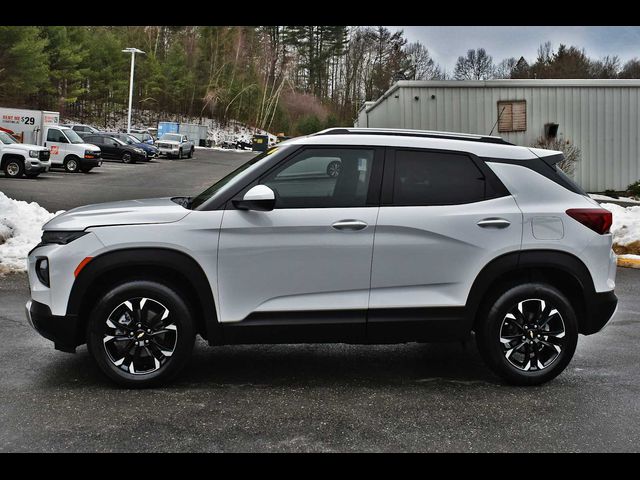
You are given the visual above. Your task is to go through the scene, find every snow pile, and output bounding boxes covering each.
[0,192,63,273]
[590,193,640,205]
[601,202,640,256]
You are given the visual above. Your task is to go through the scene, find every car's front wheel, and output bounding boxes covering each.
[475,283,578,386]
[86,279,196,388]
[63,156,80,173]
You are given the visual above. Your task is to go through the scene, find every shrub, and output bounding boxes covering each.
[531,136,581,177]
[627,180,640,198]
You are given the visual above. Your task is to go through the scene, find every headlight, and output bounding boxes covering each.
[35,258,50,287]
[39,230,88,246]
[29,150,39,158]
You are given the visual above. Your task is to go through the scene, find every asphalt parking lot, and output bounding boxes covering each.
[1,148,640,452]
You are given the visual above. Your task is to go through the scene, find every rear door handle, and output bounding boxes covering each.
[477,218,511,229]
[332,220,368,231]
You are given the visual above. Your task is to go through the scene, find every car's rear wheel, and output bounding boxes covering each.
[188,147,194,158]
[178,148,183,159]
[4,159,25,178]
[475,283,578,386]
[86,279,196,388]
[326,160,342,177]
[63,156,80,173]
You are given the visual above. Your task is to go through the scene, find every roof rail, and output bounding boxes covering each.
[313,127,512,145]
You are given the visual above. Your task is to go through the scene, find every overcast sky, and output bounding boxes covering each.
[387,26,640,73]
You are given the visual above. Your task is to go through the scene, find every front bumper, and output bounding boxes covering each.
[25,299,80,353]
[581,290,618,335]
[79,157,101,168]
[25,161,50,173]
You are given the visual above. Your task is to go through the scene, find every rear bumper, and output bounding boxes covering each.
[581,290,618,335]
[25,299,80,353]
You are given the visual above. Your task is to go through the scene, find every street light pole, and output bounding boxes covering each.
[122,48,145,134]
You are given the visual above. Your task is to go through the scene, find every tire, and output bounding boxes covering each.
[63,156,80,173]
[178,148,183,159]
[25,172,40,179]
[122,152,132,164]
[86,279,196,388]
[326,160,342,178]
[4,159,25,178]
[475,283,578,386]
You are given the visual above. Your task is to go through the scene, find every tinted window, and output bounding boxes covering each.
[262,148,374,208]
[46,129,67,143]
[392,150,485,205]
[84,135,99,143]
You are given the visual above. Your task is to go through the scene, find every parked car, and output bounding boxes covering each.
[156,133,194,159]
[25,127,617,387]
[102,132,159,160]
[0,131,50,178]
[83,133,147,164]
[62,123,100,136]
[129,130,155,145]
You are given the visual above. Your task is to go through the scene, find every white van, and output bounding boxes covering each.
[0,107,102,173]
[42,125,102,173]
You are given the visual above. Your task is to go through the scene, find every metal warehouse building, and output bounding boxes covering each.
[355,79,640,192]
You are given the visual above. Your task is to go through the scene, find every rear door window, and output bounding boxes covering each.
[391,149,486,206]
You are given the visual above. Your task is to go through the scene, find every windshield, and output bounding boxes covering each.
[190,148,278,209]
[62,128,86,144]
[127,135,140,145]
[161,134,181,142]
[0,131,18,144]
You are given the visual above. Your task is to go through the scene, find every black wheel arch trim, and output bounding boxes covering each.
[466,249,615,335]
[67,247,221,344]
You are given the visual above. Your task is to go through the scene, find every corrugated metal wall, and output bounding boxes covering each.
[361,80,640,192]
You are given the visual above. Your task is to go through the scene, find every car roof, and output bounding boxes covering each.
[282,128,556,160]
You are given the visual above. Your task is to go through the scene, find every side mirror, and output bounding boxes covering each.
[232,185,275,212]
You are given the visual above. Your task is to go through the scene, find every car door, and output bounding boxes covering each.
[44,127,71,167]
[216,146,383,340]
[368,147,523,340]
[100,135,120,159]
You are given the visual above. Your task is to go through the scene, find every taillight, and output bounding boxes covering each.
[565,208,612,234]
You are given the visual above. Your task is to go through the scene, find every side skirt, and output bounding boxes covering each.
[217,308,470,345]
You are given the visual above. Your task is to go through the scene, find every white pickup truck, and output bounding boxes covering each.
[0,130,50,178]
[155,133,194,159]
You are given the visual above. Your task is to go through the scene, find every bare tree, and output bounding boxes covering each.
[403,42,444,80]
[454,48,494,80]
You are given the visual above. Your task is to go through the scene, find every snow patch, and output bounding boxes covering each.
[590,193,640,205]
[0,192,64,273]
[601,202,640,248]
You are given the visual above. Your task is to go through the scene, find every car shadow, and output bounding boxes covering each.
[37,339,500,390]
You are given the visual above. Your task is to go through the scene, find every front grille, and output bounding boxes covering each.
[39,150,50,161]
[158,143,173,149]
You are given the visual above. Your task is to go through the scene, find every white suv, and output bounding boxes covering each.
[25,128,618,387]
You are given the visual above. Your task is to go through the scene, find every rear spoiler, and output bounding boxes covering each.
[528,147,564,167]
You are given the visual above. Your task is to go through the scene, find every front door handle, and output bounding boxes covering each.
[332,220,368,231]
[477,218,511,229]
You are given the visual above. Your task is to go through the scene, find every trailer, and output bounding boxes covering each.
[178,123,208,147]
[0,107,60,145]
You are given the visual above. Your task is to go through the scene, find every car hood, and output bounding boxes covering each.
[43,197,190,231]
[78,143,101,152]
